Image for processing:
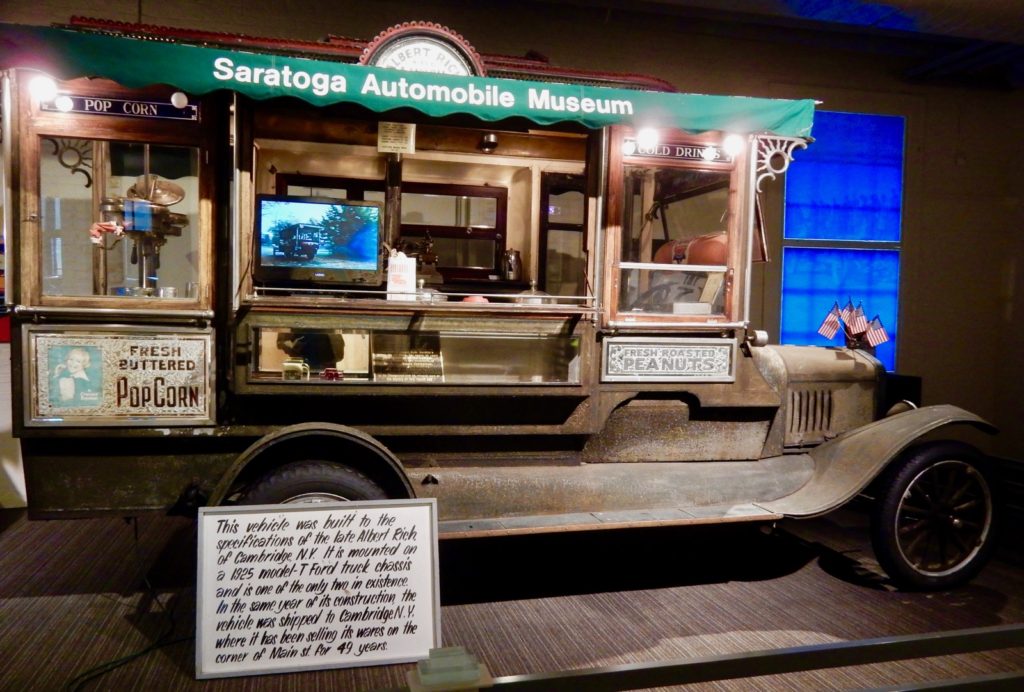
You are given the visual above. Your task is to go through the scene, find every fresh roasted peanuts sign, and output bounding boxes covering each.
[602,337,736,382]
[25,326,214,426]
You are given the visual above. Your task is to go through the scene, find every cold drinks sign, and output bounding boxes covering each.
[196,500,439,679]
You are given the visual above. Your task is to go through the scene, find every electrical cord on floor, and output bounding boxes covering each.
[64,632,194,692]
[64,517,196,691]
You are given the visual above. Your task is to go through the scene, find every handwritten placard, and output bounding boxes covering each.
[196,499,439,679]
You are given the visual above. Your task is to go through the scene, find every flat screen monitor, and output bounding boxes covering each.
[253,195,384,288]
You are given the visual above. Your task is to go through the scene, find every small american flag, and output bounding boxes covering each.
[866,316,890,346]
[840,299,855,325]
[817,303,842,339]
[848,303,869,335]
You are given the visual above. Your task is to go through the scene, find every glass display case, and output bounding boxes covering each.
[246,315,582,388]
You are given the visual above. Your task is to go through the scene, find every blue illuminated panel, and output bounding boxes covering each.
[781,247,899,370]
[783,1,918,32]
[784,111,904,241]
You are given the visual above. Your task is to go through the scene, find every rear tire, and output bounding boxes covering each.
[870,442,996,590]
[241,461,387,505]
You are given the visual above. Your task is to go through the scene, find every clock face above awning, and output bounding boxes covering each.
[0,22,814,137]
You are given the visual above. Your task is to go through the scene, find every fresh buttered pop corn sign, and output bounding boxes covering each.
[25,326,213,426]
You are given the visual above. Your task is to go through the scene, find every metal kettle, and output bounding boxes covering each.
[503,249,522,281]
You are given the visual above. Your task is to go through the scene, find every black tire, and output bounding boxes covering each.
[241,461,388,505]
[870,442,997,590]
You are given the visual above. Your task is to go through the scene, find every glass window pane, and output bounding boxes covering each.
[256,327,365,377]
[401,193,496,228]
[784,111,904,242]
[619,267,726,316]
[622,166,730,263]
[548,190,584,225]
[780,247,899,370]
[40,138,200,299]
[432,333,579,384]
[430,237,496,270]
[660,185,729,239]
[286,185,348,199]
[546,229,585,297]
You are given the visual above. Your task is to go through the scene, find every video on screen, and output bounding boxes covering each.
[257,197,381,271]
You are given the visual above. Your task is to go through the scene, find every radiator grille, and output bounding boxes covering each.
[788,388,834,439]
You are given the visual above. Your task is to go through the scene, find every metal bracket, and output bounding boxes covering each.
[755,136,808,192]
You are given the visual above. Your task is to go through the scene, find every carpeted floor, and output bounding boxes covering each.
[0,503,1021,691]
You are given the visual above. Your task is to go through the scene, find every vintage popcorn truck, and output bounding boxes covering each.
[0,19,998,590]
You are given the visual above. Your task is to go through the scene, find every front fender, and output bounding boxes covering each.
[758,404,996,518]
[206,422,414,506]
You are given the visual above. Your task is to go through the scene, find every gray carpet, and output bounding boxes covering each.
[0,505,1021,690]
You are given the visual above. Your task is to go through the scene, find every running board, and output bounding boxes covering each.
[438,503,782,538]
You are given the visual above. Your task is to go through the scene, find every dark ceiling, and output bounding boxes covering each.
[546,0,1024,89]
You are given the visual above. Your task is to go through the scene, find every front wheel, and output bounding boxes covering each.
[870,442,997,590]
[240,461,388,505]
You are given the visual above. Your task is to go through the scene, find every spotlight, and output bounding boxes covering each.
[723,133,746,157]
[54,95,74,113]
[636,127,659,151]
[29,75,58,103]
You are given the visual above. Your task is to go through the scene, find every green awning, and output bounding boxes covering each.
[0,23,814,137]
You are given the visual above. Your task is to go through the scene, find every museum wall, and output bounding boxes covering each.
[0,1,1021,508]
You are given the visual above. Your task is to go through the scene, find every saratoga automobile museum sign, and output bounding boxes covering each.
[0,23,815,136]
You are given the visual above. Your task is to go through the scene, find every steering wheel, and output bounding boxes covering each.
[631,282,676,311]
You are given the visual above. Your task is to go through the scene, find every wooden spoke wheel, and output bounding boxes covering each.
[871,443,997,590]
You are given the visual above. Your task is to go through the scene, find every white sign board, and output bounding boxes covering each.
[196,499,439,679]
[377,121,416,154]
